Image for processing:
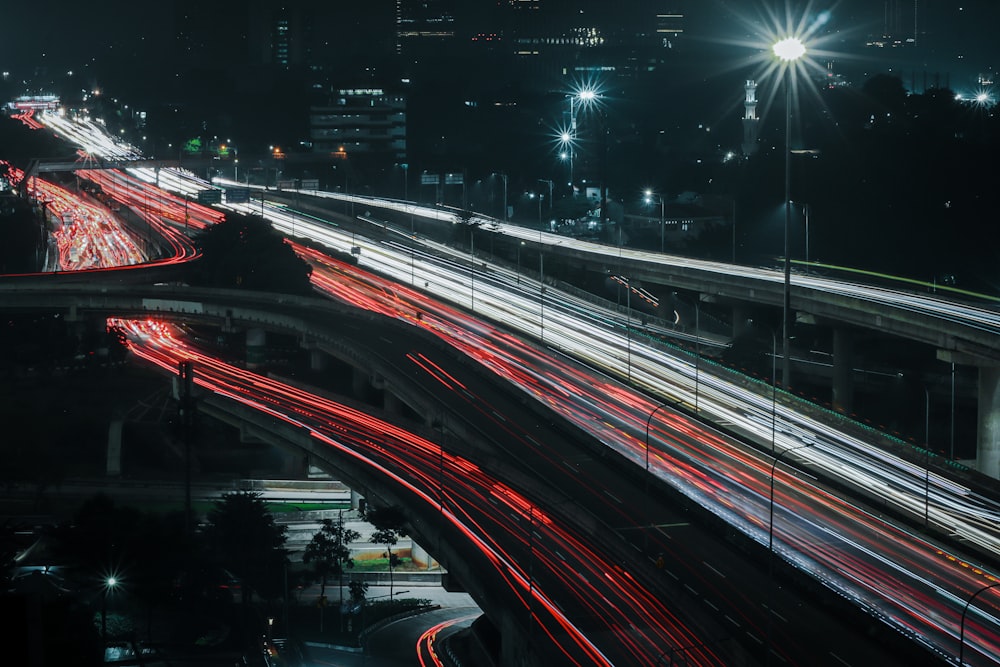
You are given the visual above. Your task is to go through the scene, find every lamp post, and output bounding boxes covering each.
[959,582,1000,665]
[559,134,574,189]
[564,87,597,197]
[494,173,509,222]
[644,190,665,253]
[923,385,931,527]
[773,36,806,391]
[767,441,812,665]
[538,179,553,230]
[470,228,475,312]
[540,253,545,343]
[694,299,700,413]
[750,320,779,454]
[769,329,777,454]
[644,403,669,553]
[623,276,632,384]
[101,576,117,645]
[790,199,810,269]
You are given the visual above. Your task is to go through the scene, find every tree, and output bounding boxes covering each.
[187,213,313,295]
[202,491,287,603]
[364,506,407,601]
[302,513,359,630]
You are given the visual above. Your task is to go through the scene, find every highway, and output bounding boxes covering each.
[21,109,1000,665]
[115,318,730,666]
[293,236,1000,665]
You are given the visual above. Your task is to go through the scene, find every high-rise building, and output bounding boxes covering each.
[247,1,316,69]
[396,0,457,55]
[172,0,318,69]
[494,0,685,83]
[310,88,407,162]
[869,0,919,47]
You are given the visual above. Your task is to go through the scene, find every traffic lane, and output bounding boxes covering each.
[300,311,923,665]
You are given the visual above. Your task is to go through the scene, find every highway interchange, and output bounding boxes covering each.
[7,110,1000,665]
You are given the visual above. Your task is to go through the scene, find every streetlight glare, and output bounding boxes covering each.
[106,576,117,587]
[773,37,806,62]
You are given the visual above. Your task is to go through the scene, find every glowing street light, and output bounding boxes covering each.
[774,34,806,390]
[561,86,600,190]
[644,189,665,253]
[772,37,805,62]
[101,575,118,645]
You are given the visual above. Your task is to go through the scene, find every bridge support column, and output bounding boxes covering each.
[500,613,540,667]
[732,305,749,339]
[352,367,371,399]
[832,328,854,414]
[246,328,266,369]
[309,347,327,372]
[282,452,309,478]
[977,365,1000,479]
[384,390,404,415]
[409,541,438,570]
[106,410,123,477]
[350,489,364,513]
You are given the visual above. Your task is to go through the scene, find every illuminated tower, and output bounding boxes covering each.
[742,79,759,156]
[655,3,685,50]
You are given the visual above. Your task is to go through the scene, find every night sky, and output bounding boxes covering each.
[1,1,995,85]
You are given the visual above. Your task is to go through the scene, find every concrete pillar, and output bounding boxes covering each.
[309,347,327,372]
[106,411,123,477]
[383,390,403,414]
[977,366,1000,479]
[351,367,370,398]
[832,328,854,414]
[501,613,538,667]
[350,489,363,512]
[282,452,309,477]
[409,541,438,570]
[246,328,266,369]
[732,305,749,339]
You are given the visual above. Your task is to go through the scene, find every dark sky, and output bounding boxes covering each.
[0,1,995,89]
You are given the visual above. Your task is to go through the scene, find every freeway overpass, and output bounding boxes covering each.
[3,284,952,664]
[274,188,1000,478]
[2,279,999,663]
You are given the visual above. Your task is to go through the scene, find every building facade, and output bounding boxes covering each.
[310,89,407,162]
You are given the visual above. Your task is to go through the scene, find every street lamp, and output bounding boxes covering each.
[766,441,812,665]
[789,199,810,269]
[395,162,409,201]
[516,240,525,285]
[538,179,553,229]
[644,189,665,253]
[644,403,669,553]
[773,35,806,391]
[563,87,598,192]
[623,276,632,383]
[959,582,1000,664]
[529,192,542,228]
[494,172,508,222]
[559,133,574,188]
[101,576,118,645]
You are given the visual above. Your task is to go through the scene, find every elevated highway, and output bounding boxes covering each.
[276,189,1000,476]
[2,280,998,664]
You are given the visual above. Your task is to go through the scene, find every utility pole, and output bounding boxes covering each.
[177,361,195,534]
